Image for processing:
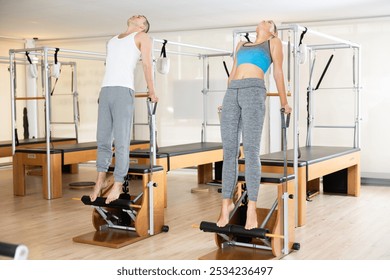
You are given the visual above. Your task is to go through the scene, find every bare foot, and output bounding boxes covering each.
[90,173,107,202]
[245,201,258,230]
[90,184,101,202]
[105,182,123,204]
[216,199,235,227]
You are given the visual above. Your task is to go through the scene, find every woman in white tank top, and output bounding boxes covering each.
[90,15,158,204]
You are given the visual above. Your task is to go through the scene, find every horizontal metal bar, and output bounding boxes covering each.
[200,52,232,58]
[205,123,221,127]
[10,52,105,62]
[203,89,226,93]
[51,93,75,96]
[51,122,76,125]
[108,224,136,231]
[308,44,360,50]
[10,47,106,61]
[234,24,300,36]
[0,56,77,65]
[234,24,359,48]
[56,48,106,57]
[228,240,272,251]
[133,122,149,126]
[314,87,360,91]
[305,29,360,48]
[153,38,230,54]
[314,125,356,129]
[9,42,230,62]
[56,54,106,61]
[153,48,200,57]
[9,46,46,53]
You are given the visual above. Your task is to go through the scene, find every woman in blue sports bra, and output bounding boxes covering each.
[217,20,292,230]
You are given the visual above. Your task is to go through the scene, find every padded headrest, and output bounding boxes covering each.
[28,64,38,78]
[299,44,307,64]
[51,62,61,78]
[157,57,170,74]
[157,39,169,74]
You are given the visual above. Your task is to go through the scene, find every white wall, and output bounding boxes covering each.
[1,18,389,177]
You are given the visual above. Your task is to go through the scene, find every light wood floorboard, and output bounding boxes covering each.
[0,165,389,260]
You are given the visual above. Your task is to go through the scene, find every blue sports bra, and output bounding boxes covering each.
[236,41,272,73]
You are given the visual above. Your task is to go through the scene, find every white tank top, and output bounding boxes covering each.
[101,32,140,90]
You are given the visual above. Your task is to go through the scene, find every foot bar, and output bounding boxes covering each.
[81,195,140,210]
[199,221,270,239]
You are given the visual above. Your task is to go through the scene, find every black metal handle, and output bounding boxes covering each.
[147,98,158,115]
[280,108,290,128]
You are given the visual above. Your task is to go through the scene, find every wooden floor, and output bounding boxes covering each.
[1,164,390,260]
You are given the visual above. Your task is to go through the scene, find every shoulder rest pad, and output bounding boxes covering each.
[108,164,163,174]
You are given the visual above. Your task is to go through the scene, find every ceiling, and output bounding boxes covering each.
[1,0,390,40]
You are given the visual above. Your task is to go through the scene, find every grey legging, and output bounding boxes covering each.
[96,86,134,182]
[220,78,266,201]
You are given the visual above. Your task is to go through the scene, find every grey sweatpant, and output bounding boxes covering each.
[96,86,134,182]
[220,78,266,201]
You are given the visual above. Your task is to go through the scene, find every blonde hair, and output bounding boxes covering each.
[127,15,150,33]
[269,20,278,37]
[143,16,150,33]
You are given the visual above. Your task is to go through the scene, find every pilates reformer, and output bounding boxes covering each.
[198,110,300,259]
[12,140,150,199]
[0,137,77,158]
[73,99,168,248]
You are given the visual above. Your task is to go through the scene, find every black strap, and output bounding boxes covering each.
[315,54,334,90]
[14,129,19,146]
[160,40,167,58]
[25,52,32,64]
[51,48,61,96]
[299,27,308,46]
[223,60,230,77]
[54,48,60,64]
[23,107,29,139]
[244,33,251,43]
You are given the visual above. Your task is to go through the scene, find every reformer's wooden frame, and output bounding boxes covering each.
[260,147,360,227]
[0,137,77,158]
[12,141,149,199]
